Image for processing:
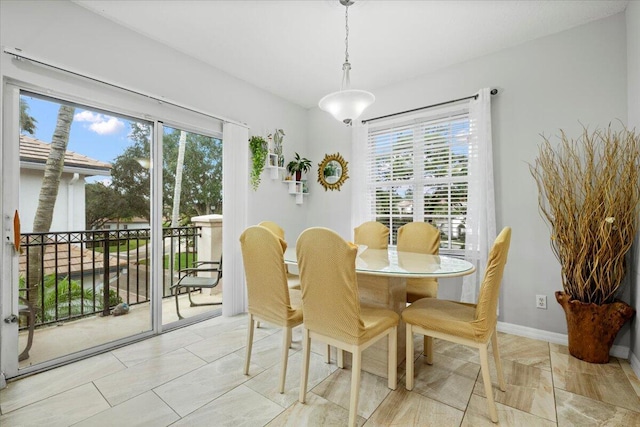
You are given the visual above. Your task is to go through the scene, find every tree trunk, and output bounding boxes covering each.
[171,131,187,227]
[170,131,187,277]
[27,105,75,310]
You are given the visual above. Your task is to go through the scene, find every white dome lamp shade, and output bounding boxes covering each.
[318,87,375,126]
[318,0,374,126]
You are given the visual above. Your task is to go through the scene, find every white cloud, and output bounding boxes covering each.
[89,117,124,135]
[74,110,99,122]
[74,110,124,135]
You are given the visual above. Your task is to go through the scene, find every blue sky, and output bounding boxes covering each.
[21,94,138,166]
[20,95,212,186]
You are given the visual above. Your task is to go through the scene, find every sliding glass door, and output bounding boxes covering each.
[1,69,225,379]
[161,124,223,325]
[4,90,153,370]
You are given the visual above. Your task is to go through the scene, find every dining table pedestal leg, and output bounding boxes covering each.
[356,274,406,378]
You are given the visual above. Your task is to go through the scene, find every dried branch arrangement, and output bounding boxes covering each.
[530,125,640,305]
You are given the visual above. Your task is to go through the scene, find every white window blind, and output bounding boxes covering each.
[366,106,470,253]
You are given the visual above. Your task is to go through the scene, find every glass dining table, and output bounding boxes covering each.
[284,246,476,376]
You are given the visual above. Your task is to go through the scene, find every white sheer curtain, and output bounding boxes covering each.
[222,122,249,316]
[351,122,372,231]
[462,88,496,303]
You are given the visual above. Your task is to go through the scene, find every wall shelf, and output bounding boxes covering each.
[283,180,309,204]
[266,153,285,179]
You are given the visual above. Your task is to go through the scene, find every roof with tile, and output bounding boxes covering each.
[20,135,112,173]
[18,240,129,277]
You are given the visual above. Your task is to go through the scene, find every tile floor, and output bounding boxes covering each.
[18,289,222,368]
[2,313,640,426]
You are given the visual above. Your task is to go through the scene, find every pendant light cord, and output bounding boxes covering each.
[344,4,350,64]
[341,3,351,89]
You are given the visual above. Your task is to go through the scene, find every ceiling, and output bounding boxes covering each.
[73,0,629,109]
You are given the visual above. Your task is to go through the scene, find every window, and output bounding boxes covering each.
[366,107,470,253]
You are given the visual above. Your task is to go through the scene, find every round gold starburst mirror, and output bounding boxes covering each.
[317,153,349,191]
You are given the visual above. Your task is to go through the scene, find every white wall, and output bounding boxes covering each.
[308,13,630,345]
[627,1,640,366]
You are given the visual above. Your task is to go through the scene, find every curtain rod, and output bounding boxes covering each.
[3,47,248,128]
[361,88,499,124]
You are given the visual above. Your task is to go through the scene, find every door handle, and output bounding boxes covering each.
[4,314,18,324]
[13,210,21,252]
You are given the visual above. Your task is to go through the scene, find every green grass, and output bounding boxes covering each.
[165,252,197,269]
[138,252,196,269]
[93,239,142,253]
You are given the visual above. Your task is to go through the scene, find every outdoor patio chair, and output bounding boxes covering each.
[18,292,35,361]
[170,255,222,319]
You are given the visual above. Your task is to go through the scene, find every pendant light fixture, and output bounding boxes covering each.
[319,0,374,126]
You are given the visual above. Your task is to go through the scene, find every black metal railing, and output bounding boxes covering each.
[19,226,200,328]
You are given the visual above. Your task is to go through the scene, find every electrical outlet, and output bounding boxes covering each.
[536,295,547,309]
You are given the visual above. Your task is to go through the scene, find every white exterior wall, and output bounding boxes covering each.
[19,169,86,233]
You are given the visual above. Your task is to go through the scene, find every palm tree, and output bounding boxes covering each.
[27,104,75,309]
[169,130,187,278]
[20,99,37,135]
[171,130,187,227]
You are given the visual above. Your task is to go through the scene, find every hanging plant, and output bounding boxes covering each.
[249,135,268,191]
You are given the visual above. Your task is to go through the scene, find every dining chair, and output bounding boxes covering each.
[239,225,303,393]
[353,221,389,249]
[397,222,440,302]
[397,221,441,361]
[402,227,511,423]
[258,220,300,290]
[297,227,399,427]
[258,220,285,240]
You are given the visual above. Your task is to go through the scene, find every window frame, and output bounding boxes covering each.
[365,105,471,255]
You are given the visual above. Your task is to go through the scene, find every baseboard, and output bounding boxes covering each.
[497,321,568,345]
[629,351,640,379]
[496,321,630,359]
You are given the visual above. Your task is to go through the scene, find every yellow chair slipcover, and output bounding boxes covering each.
[239,225,303,394]
[297,227,399,427]
[258,220,300,290]
[402,226,512,423]
[353,221,389,249]
[397,222,440,302]
[397,222,441,362]
[257,220,285,240]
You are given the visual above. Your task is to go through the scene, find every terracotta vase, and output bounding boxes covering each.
[295,170,302,182]
[555,291,635,363]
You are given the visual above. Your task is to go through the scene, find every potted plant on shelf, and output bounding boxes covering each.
[287,152,312,182]
[249,135,268,191]
[273,128,285,167]
[529,125,639,363]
